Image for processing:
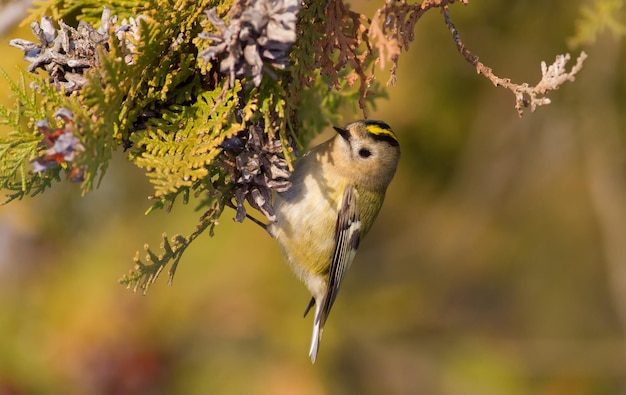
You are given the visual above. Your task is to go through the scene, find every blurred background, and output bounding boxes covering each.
[1,0,626,394]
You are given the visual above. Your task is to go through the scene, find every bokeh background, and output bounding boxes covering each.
[2,0,626,394]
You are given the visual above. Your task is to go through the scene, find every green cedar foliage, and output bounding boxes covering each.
[1,0,371,293]
[569,0,626,47]
[0,69,67,202]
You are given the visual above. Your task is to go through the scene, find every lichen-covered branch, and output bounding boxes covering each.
[442,6,587,116]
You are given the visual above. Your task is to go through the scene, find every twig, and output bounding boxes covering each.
[442,6,587,117]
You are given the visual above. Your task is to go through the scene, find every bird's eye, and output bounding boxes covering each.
[358,148,372,158]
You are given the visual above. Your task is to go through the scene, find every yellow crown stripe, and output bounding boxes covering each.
[366,124,398,142]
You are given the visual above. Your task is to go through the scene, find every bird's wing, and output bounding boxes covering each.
[321,183,361,327]
[308,184,361,362]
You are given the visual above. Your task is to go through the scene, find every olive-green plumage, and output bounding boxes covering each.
[269,120,400,363]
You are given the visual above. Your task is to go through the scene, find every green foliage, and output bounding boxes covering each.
[0,69,69,202]
[1,0,383,291]
[130,82,242,199]
[120,199,224,293]
[72,0,215,192]
[26,0,152,25]
[569,0,626,47]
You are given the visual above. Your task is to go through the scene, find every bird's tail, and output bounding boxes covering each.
[308,302,324,363]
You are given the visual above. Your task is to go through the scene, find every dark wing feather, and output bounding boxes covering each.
[317,184,361,328]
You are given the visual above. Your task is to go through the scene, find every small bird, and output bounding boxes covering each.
[269,120,400,363]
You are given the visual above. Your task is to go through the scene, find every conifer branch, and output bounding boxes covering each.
[0,0,589,290]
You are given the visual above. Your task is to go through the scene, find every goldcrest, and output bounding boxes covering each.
[269,120,400,363]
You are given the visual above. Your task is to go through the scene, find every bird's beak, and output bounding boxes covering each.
[333,126,350,141]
